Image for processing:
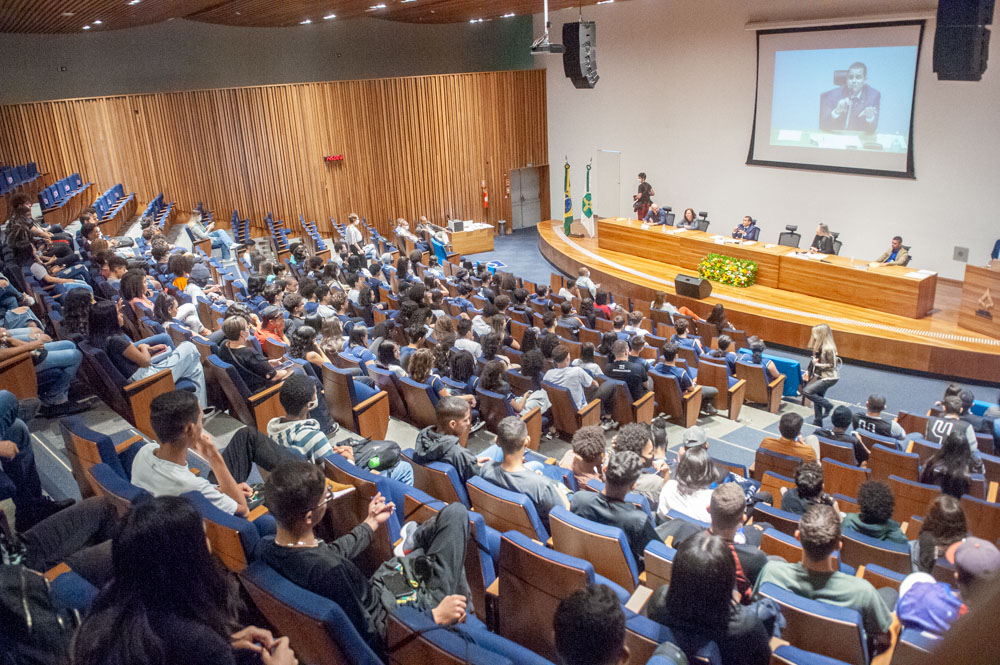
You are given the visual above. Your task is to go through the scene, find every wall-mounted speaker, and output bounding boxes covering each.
[934,0,993,81]
[562,21,599,89]
[674,275,712,300]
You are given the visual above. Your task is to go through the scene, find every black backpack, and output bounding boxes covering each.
[0,564,80,665]
[349,437,402,473]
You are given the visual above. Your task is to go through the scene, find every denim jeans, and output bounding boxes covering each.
[131,340,207,407]
[55,280,94,296]
[0,390,43,510]
[4,307,42,330]
[34,340,83,405]
[209,230,235,260]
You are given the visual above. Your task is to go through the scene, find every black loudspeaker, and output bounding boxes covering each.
[674,275,712,300]
[934,0,993,80]
[562,21,599,89]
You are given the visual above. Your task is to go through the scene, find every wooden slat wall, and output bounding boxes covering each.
[0,69,547,239]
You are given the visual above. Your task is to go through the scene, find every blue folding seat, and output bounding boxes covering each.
[467,476,549,542]
[548,505,640,591]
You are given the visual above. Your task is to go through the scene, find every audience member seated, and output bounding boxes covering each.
[453,317,481,357]
[841,480,908,544]
[657,446,717,524]
[909,495,968,574]
[897,537,1000,636]
[262,461,470,658]
[647,532,772,665]
[622,310,645,337]
[604,339,649,402]
[670,318,705,356]
[706,334,738,375]
[571,342,605,378]
[188,210,240,260]
[613,423,669,507]
[0,390,75,531]
[559,425,606,489]
[745,336,781,384]
[0,325,87,417]
[72,496,296,665]
[572,450,673,569]
[705,303,735,332]
[554,584,629,665]
[654,342,719,416]
[219,316,292,391]
[925,395,984,473]
[89,300,209,409]
[919,431,976,499]
[759,412,818,463]
[576,267,599,298]
[478,416,570,530]
[13,241,94,296]
[852,394,905,441]
[544,345,617,425]
[131,391,298,517]
[780,462,835,515]
[412,396,482,482]
[814,405,856,446]
[753,504,895,654]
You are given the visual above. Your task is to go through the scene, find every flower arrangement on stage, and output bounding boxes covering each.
[698,253,758,288]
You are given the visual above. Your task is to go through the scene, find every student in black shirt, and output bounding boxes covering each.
[73,496,297,665]
[217,316,291,393]
[852,394,905,441]
[780,462,835,515]
[605,339,649,402]
[261,461,471,658]
[815,405,867,464]
[571,450,666,570]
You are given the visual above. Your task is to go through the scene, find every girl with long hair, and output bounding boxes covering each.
[647,532,771,665]
[72,496,296,665]
[920,431,976,498]
[60,287,93,339]
[656,446,722,523]
[152,292,205,335]
[318,317,346,357]
[288,325,331,376]
[801,323,840,426]
[912,495,968,574]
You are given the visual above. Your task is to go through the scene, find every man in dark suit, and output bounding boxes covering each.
[819,62,880,132]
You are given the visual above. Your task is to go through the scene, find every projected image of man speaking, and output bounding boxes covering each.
[819,62,880,132]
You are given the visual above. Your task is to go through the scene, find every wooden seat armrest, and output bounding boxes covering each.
[354,389,388,412]
[625,586,654,614]
[248,381,284,406]
[988,482,998,504]
[682,384,703,403]
[45,562,71,582]
[114,434,145,454]
[247,505,270,521]
[353,390,389,440]
[520,406,542,450]
[767,374,785,390]
[633,391,655,409]
[249,382,285,431]
[728,378,747,395]
[124,368,176,439]
[578,398,602,425]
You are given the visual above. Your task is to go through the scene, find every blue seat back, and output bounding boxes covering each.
[88,463,150,507]
[549,505,639,590]
[466,476,549,542]
[241,560,383,665]
[182,490,275,570]
[401,448,470,507]
[757,582,868,665]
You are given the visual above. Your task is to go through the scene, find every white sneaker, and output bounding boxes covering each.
[21,295,35,307]
[393,521,418,558]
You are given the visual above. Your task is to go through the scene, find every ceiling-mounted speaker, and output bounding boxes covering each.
[562,21,599,89]
[934,0,993,81]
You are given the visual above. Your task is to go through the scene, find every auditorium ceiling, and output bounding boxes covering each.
[0,0,634,33]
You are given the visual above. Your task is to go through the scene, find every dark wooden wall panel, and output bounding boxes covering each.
[0,69,547,239]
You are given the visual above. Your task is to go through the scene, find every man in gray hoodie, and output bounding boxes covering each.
[412,397,483,483]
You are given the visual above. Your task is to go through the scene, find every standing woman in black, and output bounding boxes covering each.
[801,323,840,426]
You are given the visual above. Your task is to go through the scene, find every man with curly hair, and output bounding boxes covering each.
[840,480,907,544]
[612,423,667,507]
[559,425,607,489]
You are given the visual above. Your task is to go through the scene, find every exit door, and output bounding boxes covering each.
[510,166,542,231]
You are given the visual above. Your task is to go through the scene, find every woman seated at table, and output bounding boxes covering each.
[676,208,698,229]
[809,223,836,254]
[744,335,781,382]
[89,300,209,410]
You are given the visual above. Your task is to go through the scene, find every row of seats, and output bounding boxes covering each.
[140,192,176,231]
[91,183,136,235]
[0,161,40,195]
[230,210,252,245]
[37,172,93,226]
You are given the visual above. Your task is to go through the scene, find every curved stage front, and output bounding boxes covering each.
[537,220,1000,383]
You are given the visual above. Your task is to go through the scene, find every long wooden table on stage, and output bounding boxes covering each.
[596,218,937,319]
[539,219,1000,382]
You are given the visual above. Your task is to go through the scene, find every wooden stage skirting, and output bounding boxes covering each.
[537,219,1000,383]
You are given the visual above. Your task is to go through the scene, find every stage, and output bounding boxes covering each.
[537,219,1000,383]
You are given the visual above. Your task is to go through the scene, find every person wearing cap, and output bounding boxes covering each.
[255,305,289,346]
[897,537,1000,635]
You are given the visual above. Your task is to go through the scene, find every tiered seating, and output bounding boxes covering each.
[92,183,137,235]
[299,214,330,259]
[265,213,292,260]
[37,172,92,226]
[230,210,252,245]
[0,161,42,195]
[140,192,176,231]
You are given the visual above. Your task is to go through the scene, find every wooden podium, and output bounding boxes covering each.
[958,265,1000,339]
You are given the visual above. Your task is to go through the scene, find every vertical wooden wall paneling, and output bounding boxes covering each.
[0,70,547,240]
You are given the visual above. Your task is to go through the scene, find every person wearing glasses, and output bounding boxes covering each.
[131,391,299,517]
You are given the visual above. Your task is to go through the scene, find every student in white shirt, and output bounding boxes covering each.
[344,213,365,255]
[453,317,482,358]
[576,267,599,298]
[130,390,298,516]
[558,278,578,301]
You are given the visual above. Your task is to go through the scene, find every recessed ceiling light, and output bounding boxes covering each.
[502,12,515,17]
[82,25,91,30]
[367,3,387,10]
[62,11,75,16]
[596,0,614,4]
[401,0,416,3]
[469,17,484,23]
[127,0,141,5]
[92,19,103,24]
[323,13,336,19]
[300,19,312,24]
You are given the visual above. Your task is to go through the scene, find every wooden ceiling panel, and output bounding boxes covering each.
[0,0,632,34]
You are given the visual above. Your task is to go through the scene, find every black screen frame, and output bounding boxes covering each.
[746,20,925,180]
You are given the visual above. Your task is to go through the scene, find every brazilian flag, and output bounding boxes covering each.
[581,162,593,235]
[563,161,573,235]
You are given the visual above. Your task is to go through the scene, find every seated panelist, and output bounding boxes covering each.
[870,235,908,267]
[731,215,760,241]
[808,223,835,255]
[643,204,669,225]
[676,207,697,230]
